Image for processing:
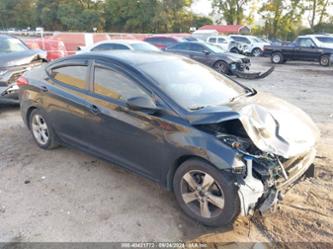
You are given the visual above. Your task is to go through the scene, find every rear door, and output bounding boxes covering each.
[45,59,93,147]
[83,61,169,179]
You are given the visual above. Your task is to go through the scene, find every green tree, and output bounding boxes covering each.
[192,15,213,28]
[306,0,332,29]
[259,0,305,39]
[211,0,250,24]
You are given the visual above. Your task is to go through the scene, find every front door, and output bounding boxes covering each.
[83,62,170,180]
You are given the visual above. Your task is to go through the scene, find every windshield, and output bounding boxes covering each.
[0,38,29,53]
[139,57,246,111]
[131,42,160,52]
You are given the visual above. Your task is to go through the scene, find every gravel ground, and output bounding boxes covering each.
[0,57,332,245]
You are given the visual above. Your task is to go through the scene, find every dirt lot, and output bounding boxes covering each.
[0,57,332,245]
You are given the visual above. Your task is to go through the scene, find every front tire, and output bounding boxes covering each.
[173,159,240,227]
[320,55,330,66]
[29,109,59,150]
[213,60,230,75]
[271,52,284,64]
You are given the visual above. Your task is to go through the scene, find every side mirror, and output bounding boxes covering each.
[203,50,210,55]
[127,96,160,114]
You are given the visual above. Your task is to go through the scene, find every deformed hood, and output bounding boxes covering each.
[189,92,320,158]
[237,93,320,158]
[0,49,47,68]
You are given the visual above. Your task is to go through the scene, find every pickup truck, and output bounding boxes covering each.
[263,35,333,66]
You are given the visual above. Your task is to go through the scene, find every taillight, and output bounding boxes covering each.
[16,76,29,87]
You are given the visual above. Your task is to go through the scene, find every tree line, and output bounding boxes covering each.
[0,0,212,33]
[0,0,332,40]
[212,0,333,39]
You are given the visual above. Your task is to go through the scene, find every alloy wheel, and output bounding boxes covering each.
[272,54,281,63]
[31,114,49,145]
[180,170,225,218]
[214,62,228,74]
[252,48,262,57]
[320,56,329,66]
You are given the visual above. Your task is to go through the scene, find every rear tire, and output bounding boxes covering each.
[173,159,240,227]
[29,109,59,150]
[320,55,330,67]
[271,52,284,64]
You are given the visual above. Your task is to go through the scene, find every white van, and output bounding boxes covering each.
[192,30,219,41]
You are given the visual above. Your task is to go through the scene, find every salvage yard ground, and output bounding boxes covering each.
[0,57,332,244]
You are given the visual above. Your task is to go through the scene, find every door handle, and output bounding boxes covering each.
[40,86,48,92]
[89,104,100,115]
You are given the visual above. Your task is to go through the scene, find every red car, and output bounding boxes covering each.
[144,36,183,49]
[25,38,67,61]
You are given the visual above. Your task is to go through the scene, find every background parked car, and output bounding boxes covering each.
[50,32,111,55]
[264,35,333,66]
[206,35,247,54]
[191,29,219,41]
[144,36,183,49]
[165,41,250,75]
[0,35,47,102]
[229,35,270,56]
[25,38,68,61]
[77,40,160,54]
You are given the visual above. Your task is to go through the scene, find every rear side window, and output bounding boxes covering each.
[171,43,191,50]
[51,65,87,89]
[316,36,333,43]
[208,37,217,43]
[189,43,205,52]
[218,38,226,43]
[93,66,148,101]
[231,36,250,44]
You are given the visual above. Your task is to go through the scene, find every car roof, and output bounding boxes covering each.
[100,39,145,44]
[73,50,179,66]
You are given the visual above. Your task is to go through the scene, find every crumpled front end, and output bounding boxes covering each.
[233,94,319,215]
[193,93,320,216]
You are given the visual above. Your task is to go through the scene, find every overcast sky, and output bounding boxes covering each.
[191,0,212,16]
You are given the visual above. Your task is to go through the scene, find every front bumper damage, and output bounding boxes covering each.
[233,66,275,80]
[237,148,316,216]
[0,62,42,100]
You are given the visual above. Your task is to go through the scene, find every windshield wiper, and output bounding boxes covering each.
[230,88,256,103]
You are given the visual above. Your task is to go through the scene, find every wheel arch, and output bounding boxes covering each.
[26,106,38,129]
[166,154,228,191]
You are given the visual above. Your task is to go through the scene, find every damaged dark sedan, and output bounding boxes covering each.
[19,51,319,226]
[165,41,274,79]
[0,35,47,102]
